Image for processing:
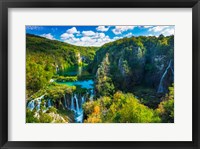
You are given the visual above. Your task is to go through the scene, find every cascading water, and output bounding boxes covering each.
[157,60,174,93]
[55,66,95,123]
[27,95,53,112]
[81,97,85,104]
[74,95,85,123]
[35,99,41,112]
[71,95,75,111]
[27,100,35,111]
[47,99,52,108]
[27,95,44,111]
[74,94,80,114]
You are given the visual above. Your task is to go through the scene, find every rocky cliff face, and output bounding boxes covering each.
[90,35,174,94]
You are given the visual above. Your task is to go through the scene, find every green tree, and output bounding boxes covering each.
[157,84,174,123]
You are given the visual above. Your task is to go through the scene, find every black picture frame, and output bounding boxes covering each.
[0,0,199,149]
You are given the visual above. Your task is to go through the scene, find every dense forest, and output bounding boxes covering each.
[26,33,174,123]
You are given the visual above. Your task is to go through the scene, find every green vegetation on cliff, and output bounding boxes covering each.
[90,35,174,108]
[26,33,174,123]
[26,34,97,97]
[83,85,174,123]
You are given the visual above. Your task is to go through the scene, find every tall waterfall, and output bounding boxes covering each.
[157,60,173,93]
[75,95,85,123]
[74,94,80,114]
[81,96,85,104]
[71,95,75,111]
[47,99,52,108]
[69,94,86,123]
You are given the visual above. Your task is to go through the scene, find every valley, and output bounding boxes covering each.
[26,33,174,123]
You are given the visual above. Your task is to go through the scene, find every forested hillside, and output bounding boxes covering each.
[26,33,174,123]
[26,34,97,97]
[89,35,174,107]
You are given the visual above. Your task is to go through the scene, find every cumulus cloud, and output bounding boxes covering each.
[40,33,55,40]
[147,26,174,36]
[112,26,135,35]
[161,28,174,36]
[63,27,134,47]
[92,33,105,39]
[96,26,109,32]
[82,31,96,37]
[113,36,123,40]
[142,26,154,28]
[60,33,74,40]
[124,32,133,38]
[66,27,80,34]
[60,27,80,40]
[64,33,112,47]
[148,26,169,32]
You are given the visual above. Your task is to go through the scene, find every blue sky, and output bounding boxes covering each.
[26,25,174,47]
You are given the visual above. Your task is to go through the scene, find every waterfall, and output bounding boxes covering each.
[74,94,80,114]
[71,95,75,111]
[64,94,67,108]
[70,94,84,123]
[75,96,85,123]
[47,99,52,108]
[35,99,42,112]
[81,96,85,104]
[27,94,45,111]
[27,100,35,111]
[157,60,173,93]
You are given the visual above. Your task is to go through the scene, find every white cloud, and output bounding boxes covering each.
[113,36,123,40]
[40,33,55,40]
[146,34,154,36]
[161,28,174,36]
[112,26,135,35]
[66,27,80,34]
[124,32,133,38]
[92,33,105,39]
[60,27,80,40]
[148,26,169,32]
[60,33,74,40]
[96,26,109,32]
[76,33,82,36]
[81,36,94,42]
[63,34,112,47]
[142,26,154,28]
[71,37,80,42]
[147,26,174,36]
[82,30,96,37]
